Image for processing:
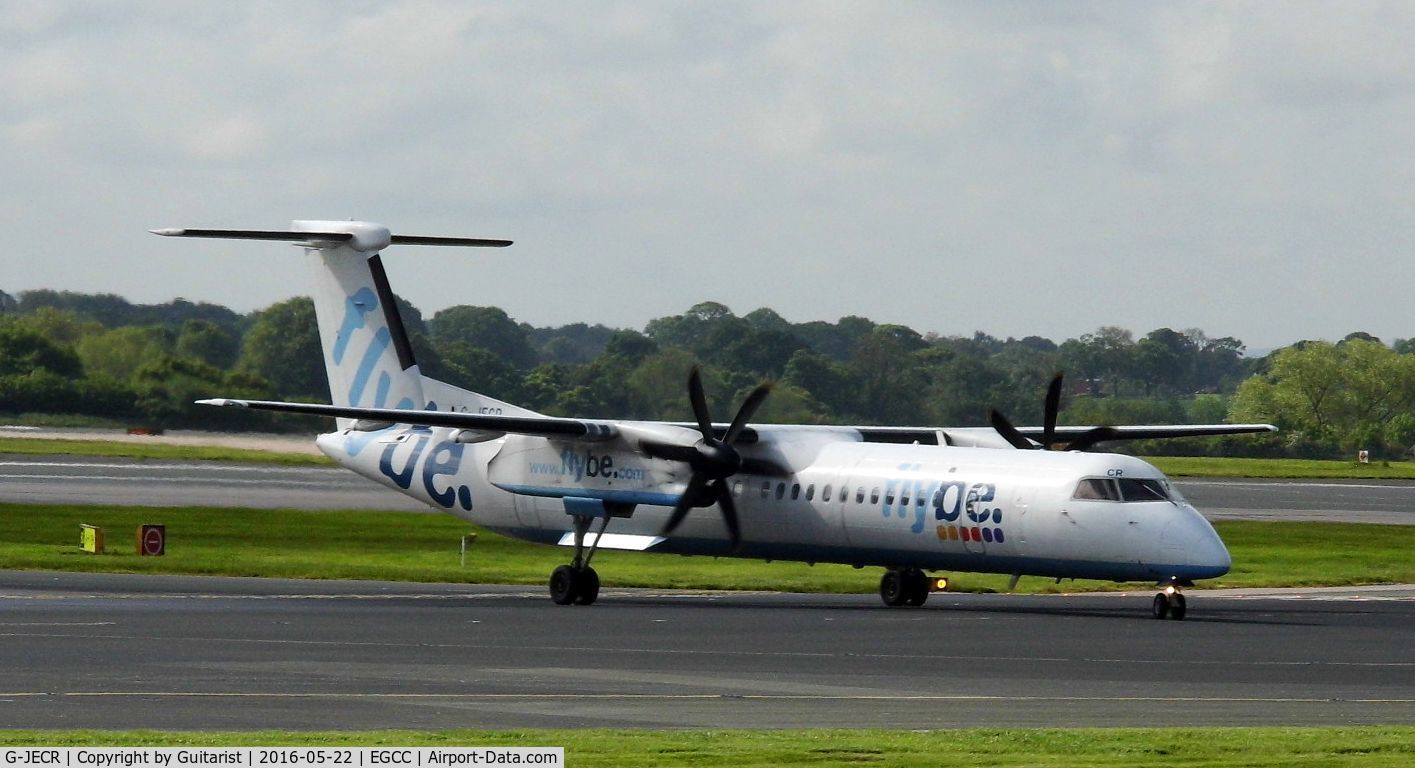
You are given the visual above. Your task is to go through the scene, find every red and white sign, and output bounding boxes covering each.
[138,524,165,556]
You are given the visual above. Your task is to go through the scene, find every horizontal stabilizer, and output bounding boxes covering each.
[151,227,511,248]
[390,234,513,247]
[150,228,353,242]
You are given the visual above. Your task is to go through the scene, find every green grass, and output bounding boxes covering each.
[0,437,333,466]
[1,504,1410,592]
[0,728,1411,766]
[1146,455,1415,479]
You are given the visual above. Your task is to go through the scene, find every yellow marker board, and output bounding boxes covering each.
[80,524,104,554]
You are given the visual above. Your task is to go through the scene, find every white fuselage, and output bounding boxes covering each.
[318,423,1231,584]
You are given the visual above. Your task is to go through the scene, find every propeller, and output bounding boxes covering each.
[988,372,1119,452]
[640,367,771,550]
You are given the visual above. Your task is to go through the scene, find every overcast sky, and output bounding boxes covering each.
[3,1,1411,351]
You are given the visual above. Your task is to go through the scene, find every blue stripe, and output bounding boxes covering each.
[347,327,392,406]
[494,483,680,507]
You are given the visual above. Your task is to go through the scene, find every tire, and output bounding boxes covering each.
[880,570,907,607]
[903,569,929,607]
[1151,592,1170,620]
[574,566,600,605]
[550,565,579,605]
[1168,593,1187,621]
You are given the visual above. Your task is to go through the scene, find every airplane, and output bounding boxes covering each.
[152,220,1277,620]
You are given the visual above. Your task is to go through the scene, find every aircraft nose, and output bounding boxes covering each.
[1161,507,1231,579]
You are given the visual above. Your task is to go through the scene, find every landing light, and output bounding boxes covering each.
[930,577,950,593]
[1164,585,1178,596]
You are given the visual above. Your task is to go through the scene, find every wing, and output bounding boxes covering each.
[197,398,615,440]
[200,398,1275,448]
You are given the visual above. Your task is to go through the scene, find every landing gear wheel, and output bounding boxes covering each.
[573,566,600,605]
[903,568,929,607]
[1168,592,1187,621]
[550,565,579,605]
[1151,592,1170,620]
[880,570,907,606]
[881,568,928,607]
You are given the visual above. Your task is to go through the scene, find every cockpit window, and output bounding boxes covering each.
[1074,477,1176,503]
[1119,477,1171,502]
[1073,478,1119,501]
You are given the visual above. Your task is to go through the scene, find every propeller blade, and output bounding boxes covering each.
[640,440,702,464]
[989,409,1036,450]
[687,366,714,439]
[724,383,771,445]
[1043,373,1063,449]
[714,481,742,550]
[662,472,710,535]
[1064,426,1122,452]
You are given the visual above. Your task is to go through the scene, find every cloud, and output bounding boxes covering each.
[1,1,1411,349]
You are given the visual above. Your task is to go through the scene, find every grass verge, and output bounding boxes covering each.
[1145,455,1415,479]
[0,437,332,466]
[1,504,1410,592]
[0,728,1411,766]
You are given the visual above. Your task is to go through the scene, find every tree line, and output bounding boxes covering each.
[1,288,1411,459]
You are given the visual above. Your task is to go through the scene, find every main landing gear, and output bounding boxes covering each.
[879,567,947,607]
[1151,583,1188,620]
[550,513,608,606]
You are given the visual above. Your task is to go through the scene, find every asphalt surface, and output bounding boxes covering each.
[0,456,429,512]
[0,572,1410,730]
[2,455,1412,524]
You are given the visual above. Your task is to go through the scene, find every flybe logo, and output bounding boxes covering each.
[342,429,474,512]
[881,463,1005,545]
[528,449,649,483]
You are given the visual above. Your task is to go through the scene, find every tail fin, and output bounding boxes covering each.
[152,220,514,430]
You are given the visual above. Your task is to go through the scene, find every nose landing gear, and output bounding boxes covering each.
[1151,584,1188,620]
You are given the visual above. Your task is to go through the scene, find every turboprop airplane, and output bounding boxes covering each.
[152,220,1276,620]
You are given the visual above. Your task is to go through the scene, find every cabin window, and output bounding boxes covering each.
[839,485,849,502]
[1073,478,1120,501]
[900,490,910,506]
[885,491,895,505]
[856,487,865,503]
[806,483,815,501]
[823,485,833,502]
[775,482,786,500]
[790,483,801,501]
[1118,477,1171,502]
[871,488,881,504]
[761,481,771,498]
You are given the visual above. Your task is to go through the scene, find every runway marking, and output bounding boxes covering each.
[0,461,337,475]
[1180,480,1415,490]
[0,622,115,627]
[0,473,330,487]
[0,692,1411,704]
[1,631,1410,668]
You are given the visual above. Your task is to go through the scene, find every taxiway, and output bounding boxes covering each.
[0,572,1411,730]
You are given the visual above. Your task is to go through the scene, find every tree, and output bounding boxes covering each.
[76,326,170,381]
[429,306,537,370]
[1230,339,1415,456]
[176,319,240,369]
[0,322,83,378]
[238,298,327,400]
